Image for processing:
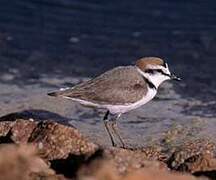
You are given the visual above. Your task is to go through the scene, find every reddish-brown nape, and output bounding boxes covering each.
[135,57,165,71]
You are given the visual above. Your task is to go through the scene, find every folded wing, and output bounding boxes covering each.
[48,66,148,105]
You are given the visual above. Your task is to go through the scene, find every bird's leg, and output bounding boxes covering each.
[103,111,116,146]
[110,113,126,148]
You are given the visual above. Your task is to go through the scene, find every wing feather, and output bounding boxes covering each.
[48,66,148,105]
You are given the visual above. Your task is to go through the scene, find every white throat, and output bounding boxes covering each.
[136,66,170,89]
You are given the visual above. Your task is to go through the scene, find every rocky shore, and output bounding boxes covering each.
[0,112,215,180]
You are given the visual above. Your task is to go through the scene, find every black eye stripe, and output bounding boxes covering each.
[156,69,165,74]
[145,69,163,74]
[145,69,155,74]
[145,69,170,77]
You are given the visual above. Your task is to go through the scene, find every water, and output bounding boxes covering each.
[0,0,216,147]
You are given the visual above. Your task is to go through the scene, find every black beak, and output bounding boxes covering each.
[170,73,181,81]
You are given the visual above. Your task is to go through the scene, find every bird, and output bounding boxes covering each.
[48,57,181,148]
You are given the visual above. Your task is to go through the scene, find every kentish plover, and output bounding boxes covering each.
[48,57,181,147]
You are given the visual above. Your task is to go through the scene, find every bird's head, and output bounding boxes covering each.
[136,57,181,88]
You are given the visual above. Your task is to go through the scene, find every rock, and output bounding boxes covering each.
[103,147,167,174]
[1,113,215,179]
[79,146,168,178]
[167,139,216,171]
[11,119,37,143]
[124,169,200,180]
[167,139,216,179]
[0,117,98,160]
[30,173,65,180]
[0,114,99,178]
[0,144,64,180]
[79,162,200,180]
[0,120,37,143]
[28,120,98,160]
[0,121,12,136]
[177,153,216,173]
[27,120,100,178]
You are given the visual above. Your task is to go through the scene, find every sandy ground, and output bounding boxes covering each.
[0,0,216,147]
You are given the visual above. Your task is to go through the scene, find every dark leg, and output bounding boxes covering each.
[110,114,125,148]
[103,111,116,146]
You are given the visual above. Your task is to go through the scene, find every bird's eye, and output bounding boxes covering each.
[145,69,155,74]
[155,69,164,74]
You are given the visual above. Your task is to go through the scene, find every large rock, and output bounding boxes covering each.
[0,118,98,160]
[28,120,98,160]
[0,113,99,178]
